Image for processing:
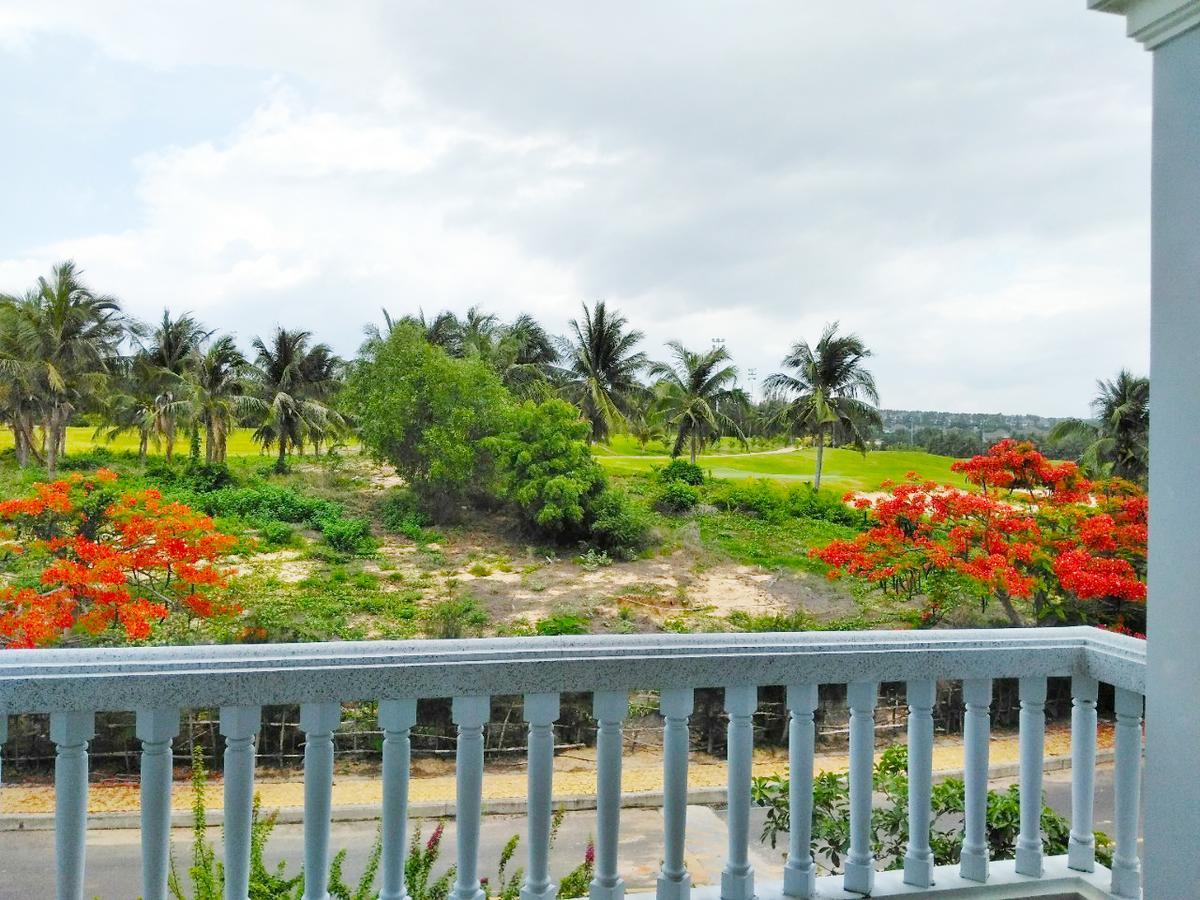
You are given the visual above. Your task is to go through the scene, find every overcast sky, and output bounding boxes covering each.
[0,2,1152,416]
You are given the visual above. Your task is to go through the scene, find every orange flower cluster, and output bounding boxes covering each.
[815,443,1147,631]
[0,470,239,648]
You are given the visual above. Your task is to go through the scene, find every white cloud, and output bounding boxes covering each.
[0,1,1153,415]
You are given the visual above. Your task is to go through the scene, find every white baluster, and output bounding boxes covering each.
[783,685,817,899]
[301,702,342,900]
[220,705,261,900]
[1068,675,1098,873]
[903,680,935,888]
[0,707,7,785]
[379,699,417,900]
[591,691,628,900]
[521,693,560,900]
[452,695,490,900]
[721,685,757,900]
[843,682,877,896]
[657,688,694,900]
[1110,688,1143,898]
[137,708,180,900]
[52,710,94,900]
[1015,677,1048,878]
[960,678,992,883]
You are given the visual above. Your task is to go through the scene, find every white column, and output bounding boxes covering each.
[452,695,489,900]
[51,710,94,900]
[0,708,7,785]
[1088,4,1200,895]
[1068,675,1098,873]
[902,680,935,888]
[657,688,693,900]
[843,682,877,896]
[136,708,180,900]
[721,685,756,900]
[783,684,817,899]
[301,702,342,900]
[220,705,261,900]
[1014,677,1047,878]
[591,691,628,900]
[1111,689,1144,898]
[960,678,992,883]
[521,693,560,900]
[379,699,417,900]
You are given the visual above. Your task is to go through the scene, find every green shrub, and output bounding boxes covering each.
[380,489,430,538]
[320,516,375,555]
[258,520,295,547]
[728,609,816,632]
[658,459,704,485]
[657,479,700,513]
[783,484,862,527]
[342,323,510,513]
[201,485,341,527]
[421,596,490,639]
[486,399,605,539]
[179,462,235,493]
[535,611,590,635]
[586,488,650,555]
[752,744,1113,869]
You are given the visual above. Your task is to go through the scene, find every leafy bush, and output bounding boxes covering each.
[178,462,235,493]
[705,479,861,527]
[586,488,650,556]
[727,609,816,632]
[486,399,605,539]
[169,745,382,900]
[342,323,510,513]
[320,516,375,555]
[421,596,490,639]
[752,744,1112,871]
[657,479,700,513]
[258,520,295,547]
[535,611,590,635]
[658,459,704,486]
[380,489,430,538]
[575,548,612,571]
[201,486,341,528]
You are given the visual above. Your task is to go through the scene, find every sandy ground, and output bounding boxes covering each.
[0,723,1112,815]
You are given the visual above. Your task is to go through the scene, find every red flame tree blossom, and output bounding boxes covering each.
[814,441,1146,632]
[0,469,239,648]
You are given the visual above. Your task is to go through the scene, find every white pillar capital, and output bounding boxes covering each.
[1090,0,1200,49]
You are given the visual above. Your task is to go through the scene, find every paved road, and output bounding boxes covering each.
[0,766,1123,900]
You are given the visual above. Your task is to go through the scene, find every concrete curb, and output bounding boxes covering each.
[0,749,1114,832]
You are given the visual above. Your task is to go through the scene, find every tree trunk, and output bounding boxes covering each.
[45,410,61,478]
[689,434,698,465]
[164,418,175,463]
[814,428,825,491]
[139,432,148,466]
[275,438,287,473]
[205,421,215,464]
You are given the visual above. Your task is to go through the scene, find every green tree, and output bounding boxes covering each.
[251,328,343,473]
[139,309,212,462]
[189,336,259,464]
[559,301,647,443]
[1049,370,1149,484]
[342,323,510,514]
[649,341,747,463]
[0,261,124,476]
[764,322,881,491]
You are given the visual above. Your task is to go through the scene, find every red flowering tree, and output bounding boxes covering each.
[815,441,1146,633]
[0,469,239,648]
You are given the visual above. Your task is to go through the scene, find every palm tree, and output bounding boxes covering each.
[96,353,161,464]
[188,336,261,464]
[1049,370,1149,483]
[0,261,124,476]
[559,301,648,442]
[139,310,212,461]
[764,322,882,491]
[650,342,747,463]
[492,313,560,399]
[251,328,342,472]
[0,293,46,468]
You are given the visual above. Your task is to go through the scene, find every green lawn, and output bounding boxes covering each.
[600,446,966,493]
[0,426,268,457]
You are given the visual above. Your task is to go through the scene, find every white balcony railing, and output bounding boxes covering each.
[0,626,1146,900]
